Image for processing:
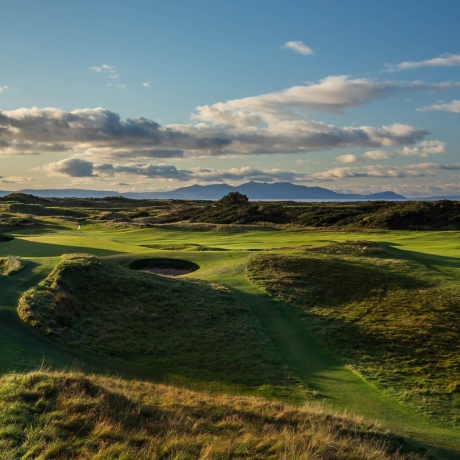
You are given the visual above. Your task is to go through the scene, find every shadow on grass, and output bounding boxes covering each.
[0,238,123,258]
[248,255,431,310]
[381,242,460,270]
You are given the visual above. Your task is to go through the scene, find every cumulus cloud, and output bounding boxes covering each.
[44,158,95,177]
[283,41,314,56]
[400,140,446,157]
[0,106,428,160]
[337,150,393,164]
[384,53,460,72]
[0,107,230,159]
[362,149,392,160]
[90,64,119,79]
[337,154,361,164]
[0,85,9,94]
[419,99,460,113]
[142,81,151,88]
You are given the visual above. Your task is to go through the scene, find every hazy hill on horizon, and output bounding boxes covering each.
[0,181,407,201]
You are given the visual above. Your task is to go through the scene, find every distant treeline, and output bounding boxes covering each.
[0,192,459,230]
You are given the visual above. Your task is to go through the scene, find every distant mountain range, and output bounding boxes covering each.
[0,182,409,201]
[2,181,457,201]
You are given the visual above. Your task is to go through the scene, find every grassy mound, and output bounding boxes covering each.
[18,254,288,389]
[246,241,460,425]
[0,256,24,276]
[0,370,425,459]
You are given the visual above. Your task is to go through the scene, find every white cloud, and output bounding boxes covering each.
[0,106,428,160]
[312,162,460,182]
[419,99,460,113]
[384,53,460,72]
[142,81,151,88]
[195,75,400,117]
[194,76,460,122]
[337,154,360,164]
[400,140,446,157]
[283,41,314,56]
[362,150,392,160]
[0,85,9,94]
[89,64,119,79]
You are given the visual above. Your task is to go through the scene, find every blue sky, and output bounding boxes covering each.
[0,0,459,197]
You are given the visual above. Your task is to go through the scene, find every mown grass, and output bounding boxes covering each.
[1,206,460,457]
[246,241,460,425]
[0,369,426,460]
[17,254,302,397]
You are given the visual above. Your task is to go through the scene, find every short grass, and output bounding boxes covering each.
[246,241,460,425]
[17,254,302,397]
[0,369,426,460]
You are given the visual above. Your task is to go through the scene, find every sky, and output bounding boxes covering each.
[0,0,459,198]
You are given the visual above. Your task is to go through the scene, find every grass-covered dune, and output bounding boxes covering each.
[17,254,289,389]
[0,369,425,460]
[0,255,24,276]
[246,241,460,425]
[1,192,459,231]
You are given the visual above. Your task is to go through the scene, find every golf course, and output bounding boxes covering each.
[0,194,459,459]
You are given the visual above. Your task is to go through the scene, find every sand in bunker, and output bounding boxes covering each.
[142,268,193,276]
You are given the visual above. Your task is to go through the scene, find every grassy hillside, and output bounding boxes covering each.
[1,192,459,231]
[246,241,460,425]
[17,254,294,393]
[0,369,426,459]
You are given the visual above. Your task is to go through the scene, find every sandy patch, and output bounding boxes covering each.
[142,268,193,276]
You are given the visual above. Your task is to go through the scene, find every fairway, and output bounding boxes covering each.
[1,221,460,458]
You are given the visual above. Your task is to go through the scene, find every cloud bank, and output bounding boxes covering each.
[43,159,310,184]
[0,102,428,161]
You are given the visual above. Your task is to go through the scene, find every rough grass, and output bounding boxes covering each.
[246,241,460,425]
[0,256,25,276]
[17,254,295,393]
[0,369,425,460]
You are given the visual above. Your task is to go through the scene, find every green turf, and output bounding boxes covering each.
[18,254,305,399]
[1,221,460,457]
[245,242,460,423]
